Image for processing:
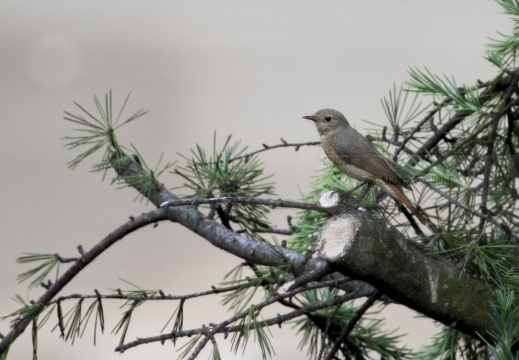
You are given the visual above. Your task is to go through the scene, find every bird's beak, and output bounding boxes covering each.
[303,115,317,121]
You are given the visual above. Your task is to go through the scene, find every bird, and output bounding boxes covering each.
[303,108,426,225]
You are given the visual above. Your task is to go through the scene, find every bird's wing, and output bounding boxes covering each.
[331,128,411,189]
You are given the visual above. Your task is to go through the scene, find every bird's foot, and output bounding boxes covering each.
[354,180,375,207]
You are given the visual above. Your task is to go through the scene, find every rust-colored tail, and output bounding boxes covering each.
[386,183,426,225]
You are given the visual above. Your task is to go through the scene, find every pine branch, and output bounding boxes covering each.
[409,71,515,161]
[318,212,498,342]
[115,278,359,355]
[160,196,338,215]
[324,291,383,360]
[229,139,321,163]
[0,210,170,355]
[44,284,247,304]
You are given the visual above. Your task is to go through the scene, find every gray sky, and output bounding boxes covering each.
[0,1,507,359]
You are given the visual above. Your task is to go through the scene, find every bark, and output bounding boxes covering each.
[317,210,495,339]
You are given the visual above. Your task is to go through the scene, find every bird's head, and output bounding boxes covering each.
[303,109,350,135]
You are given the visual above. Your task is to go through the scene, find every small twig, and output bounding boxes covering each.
[366,133,405,148]
[229,140,321,163]
[393,99,443,160]
[56,256,80,263]
[46,284,243,304]
[325,290,383,360]
[317,303,343,360]
[237,227,294,235]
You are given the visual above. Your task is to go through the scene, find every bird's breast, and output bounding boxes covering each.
[321,134,370,183]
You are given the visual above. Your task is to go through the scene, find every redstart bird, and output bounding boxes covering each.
[303,108,426,225]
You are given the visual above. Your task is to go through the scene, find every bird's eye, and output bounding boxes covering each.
[325,116,332,122]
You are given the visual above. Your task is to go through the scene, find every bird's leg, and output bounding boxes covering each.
[355,179,374,206]
[344,182,364,196]
[329,182,364,206]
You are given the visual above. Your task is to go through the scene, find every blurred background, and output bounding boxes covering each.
[0,1,507,359]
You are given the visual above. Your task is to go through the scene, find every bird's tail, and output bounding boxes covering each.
[385,183,426,225]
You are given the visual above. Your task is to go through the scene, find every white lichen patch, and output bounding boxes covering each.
[317,191,340,208]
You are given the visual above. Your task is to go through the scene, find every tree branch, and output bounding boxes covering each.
[324,290,383,360]
[317,211,496,341]
[113,152,506,344]
[115,278,361,355]
[160,196,339,214]
[409,72,515,161]
[0,209,170,355]
[229,139,321,163]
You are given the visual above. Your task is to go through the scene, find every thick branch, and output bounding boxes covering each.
[113,154,332,276]
[117,153,503,342]
[317,211,495,340]
[0,154,373,357]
